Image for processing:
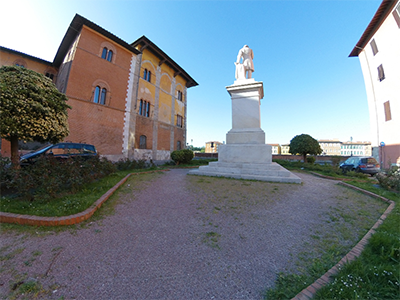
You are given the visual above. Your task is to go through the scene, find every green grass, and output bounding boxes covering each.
[314,181,400,300]
[0,170,131,217]
[264,166,400,300]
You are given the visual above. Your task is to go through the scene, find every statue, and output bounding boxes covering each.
[235,45,254,80]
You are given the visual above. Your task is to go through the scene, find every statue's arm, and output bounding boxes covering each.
[236,50,243,63]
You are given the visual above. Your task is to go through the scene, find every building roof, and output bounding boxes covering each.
[0,46,53,66]
[342,141,371,145]
[131,36,198,88]
[53,14,140,67]
[349,0,398,57]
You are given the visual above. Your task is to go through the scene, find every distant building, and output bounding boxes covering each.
[205,141,222,153]
[267,144,281,154]
[349,0,400,167]
[341,141,372,157]
[318,140,341,156]
[281,144,290,155]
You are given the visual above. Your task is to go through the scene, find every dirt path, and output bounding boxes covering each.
[0,169,387,299]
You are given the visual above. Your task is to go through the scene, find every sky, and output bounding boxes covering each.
[0,0,382,147]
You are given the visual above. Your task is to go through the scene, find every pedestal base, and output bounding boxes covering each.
[188,161,301,184]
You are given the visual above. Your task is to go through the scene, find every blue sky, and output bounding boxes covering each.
[1,0,381,147]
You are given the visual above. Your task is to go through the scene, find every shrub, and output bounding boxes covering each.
[306,156,316,164]
[1,155,117,200]
[331,156,343,167]
[171,149,194,165]
[376,166,400,191]
[0,155,12,185]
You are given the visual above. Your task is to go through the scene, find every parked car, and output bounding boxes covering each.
[20,142,97,166]
[339,156,380,176]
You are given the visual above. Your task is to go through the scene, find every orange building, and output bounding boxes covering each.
[0,14,197,161]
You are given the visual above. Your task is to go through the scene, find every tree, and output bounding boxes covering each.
[289,134,322,163]
[0,66,70,165]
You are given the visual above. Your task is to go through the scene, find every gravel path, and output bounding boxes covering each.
[0,169,386,299]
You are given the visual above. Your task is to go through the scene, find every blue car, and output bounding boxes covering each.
[20,142,97,166]
[339,156,380,176]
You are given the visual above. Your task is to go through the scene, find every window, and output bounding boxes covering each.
[100,88,107,105]
[177,141,181,150]
[139,100,150,117]
[177,115,183,128]
[177,90,183,101]
[107,50,113,62]
[45,72,54,80]
[94,86,107,105]
[143,69,151,82]
[139,135,147,149]
[101,47,108,59]
[377,64,385,81]
[101,47,113,62]
[384,101,392,121]
[393,3,400,28]
[370,39,378,55]
[94,86,100,103]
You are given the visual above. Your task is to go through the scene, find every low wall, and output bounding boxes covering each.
[194,152,349,165]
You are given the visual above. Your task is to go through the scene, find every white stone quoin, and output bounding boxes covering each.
[189,48,301,183]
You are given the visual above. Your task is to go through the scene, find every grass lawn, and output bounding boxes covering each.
[265,162,400,300]
[0,170,144,217]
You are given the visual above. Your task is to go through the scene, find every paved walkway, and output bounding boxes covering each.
[0,169,386,299]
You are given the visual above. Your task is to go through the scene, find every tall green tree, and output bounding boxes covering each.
[0,66,70,165]
[289,133,322,163]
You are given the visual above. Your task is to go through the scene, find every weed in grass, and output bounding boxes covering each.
[203,231,221,249]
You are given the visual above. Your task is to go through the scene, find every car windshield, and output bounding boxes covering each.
[30,144,53,154]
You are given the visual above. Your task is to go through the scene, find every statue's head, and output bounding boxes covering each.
[244,45,249,48]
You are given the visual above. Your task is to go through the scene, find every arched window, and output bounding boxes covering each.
[177,141,181,150]
[147,71,151,83]
[143,69,147,80]
[107,50,113,62]
[100,88,107,105]
[101,47,108,59]
[45,72,54,80]
[93,86,107,105]
[94,86,101,103]
[139,135,147,149]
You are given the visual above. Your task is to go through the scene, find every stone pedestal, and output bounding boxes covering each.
[189,79,301,184]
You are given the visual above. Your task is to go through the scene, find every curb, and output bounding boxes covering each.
[309,171,349,181]
[291,181,395,300]
[0,170,168,226]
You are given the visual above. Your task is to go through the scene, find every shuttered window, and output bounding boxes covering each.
[378,65,385,81]
[393,3,400,28]
[370,39,378,55]
[384,101,392,121]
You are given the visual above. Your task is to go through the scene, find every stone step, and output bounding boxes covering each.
[198,166,291,177]
[189,169,301,184]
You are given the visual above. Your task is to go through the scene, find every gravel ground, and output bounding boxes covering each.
[0,169,387,300]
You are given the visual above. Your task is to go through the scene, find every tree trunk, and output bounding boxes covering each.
[303,153,307,163]
[10,135,20,167]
